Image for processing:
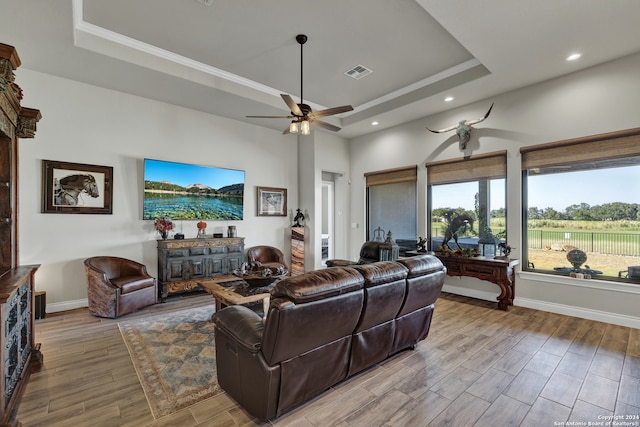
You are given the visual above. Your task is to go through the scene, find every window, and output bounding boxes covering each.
[521,128,640,283]
[365,166,417,254]
[426,152,507,254]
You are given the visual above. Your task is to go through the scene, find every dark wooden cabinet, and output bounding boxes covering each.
[0,43,42,426]
[157,237,244,301]
[0,266,42,426]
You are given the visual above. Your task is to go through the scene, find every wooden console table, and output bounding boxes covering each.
[435,255,519,310]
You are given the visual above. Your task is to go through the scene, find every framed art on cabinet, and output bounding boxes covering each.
[257,186,287,216]
[41,160,113,214]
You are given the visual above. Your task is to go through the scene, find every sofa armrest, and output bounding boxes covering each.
[212,305,264,353]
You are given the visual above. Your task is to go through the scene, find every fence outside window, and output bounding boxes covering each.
[527,229,640,256]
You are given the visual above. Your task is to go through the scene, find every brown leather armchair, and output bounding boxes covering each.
[246,245,288,271]
[325,241,386,267]
[84,256,157,318]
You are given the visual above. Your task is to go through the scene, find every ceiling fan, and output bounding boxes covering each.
[246,34,354,135]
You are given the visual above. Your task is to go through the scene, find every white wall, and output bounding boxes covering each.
[349,52,640,328]
[295,130,351,271]
[17,69,302,312]
[315,132,351,264]
[14,53,640,327]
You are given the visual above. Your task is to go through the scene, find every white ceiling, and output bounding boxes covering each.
[3,0,640,138]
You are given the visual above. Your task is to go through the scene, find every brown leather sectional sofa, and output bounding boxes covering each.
[211,254,446,420]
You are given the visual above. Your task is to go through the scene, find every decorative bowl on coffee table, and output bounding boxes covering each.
[232,263,288,288]
[241,275,281,288]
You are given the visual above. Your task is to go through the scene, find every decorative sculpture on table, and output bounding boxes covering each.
[497,242,513,257]
[441,213,474,251]
[293,208,305,227]
[417,237,427,252]
[427,103,493,150]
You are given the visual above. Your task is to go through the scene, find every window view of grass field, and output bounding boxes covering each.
[525,162,640,281]
[430,179,506,252]
[429,160,640,283]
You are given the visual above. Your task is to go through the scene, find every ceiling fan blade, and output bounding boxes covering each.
[281,94,303,117]
[308,105,354,119]
[282,126,292,135]
[311,119,341,132]
[246,115,294,119]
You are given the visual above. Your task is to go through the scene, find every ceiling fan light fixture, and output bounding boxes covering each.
[246,34,353,135]
[301,120,311,135]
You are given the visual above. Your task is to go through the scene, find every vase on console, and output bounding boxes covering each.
[154,216,174,240]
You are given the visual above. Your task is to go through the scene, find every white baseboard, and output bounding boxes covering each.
[514,297,640,329]
[46,298,88,314]
[442,284,640,329]
[442,284,497,303]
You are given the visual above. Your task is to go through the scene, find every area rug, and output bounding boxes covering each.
[118,305,222,419]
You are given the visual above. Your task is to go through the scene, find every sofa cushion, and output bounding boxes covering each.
[352,261,408,286]
[111,276,155,294]
[396,255,446,316]
[271,267,363,303]
[398,254,446,277]
[352,262,408,331]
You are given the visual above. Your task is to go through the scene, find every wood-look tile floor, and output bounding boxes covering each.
[17,292,640,427]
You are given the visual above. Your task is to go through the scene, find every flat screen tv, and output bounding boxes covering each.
[143,158,244,220]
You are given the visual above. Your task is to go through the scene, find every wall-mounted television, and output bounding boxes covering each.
[143,159,245,220]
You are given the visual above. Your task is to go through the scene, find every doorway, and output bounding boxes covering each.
[321,173,335,266]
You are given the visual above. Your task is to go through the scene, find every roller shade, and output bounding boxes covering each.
[521,127,640,170]
[426,151,506,186]
[365,165,417,187]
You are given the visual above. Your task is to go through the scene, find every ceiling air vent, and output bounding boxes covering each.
[344,64,373,80]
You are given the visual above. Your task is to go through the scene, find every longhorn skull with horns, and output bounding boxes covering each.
[427,103,493,150]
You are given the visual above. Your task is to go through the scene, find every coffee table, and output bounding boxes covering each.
[198,275,277,319]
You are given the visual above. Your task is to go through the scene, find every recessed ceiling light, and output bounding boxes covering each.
[444,96,454,102]
[371,121,379,126]
[566,53,582,61]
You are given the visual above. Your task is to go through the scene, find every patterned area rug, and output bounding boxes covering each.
[118,305,222,419]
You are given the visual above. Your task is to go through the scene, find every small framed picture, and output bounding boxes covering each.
[257,186,287,217]
[42,160,113,214]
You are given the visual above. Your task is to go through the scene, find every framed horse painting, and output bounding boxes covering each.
[41,160,113,214]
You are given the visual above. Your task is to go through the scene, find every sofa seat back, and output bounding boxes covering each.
[262,267,364,364]
[392,256,447,352]
[348,261,408,375]
[262,267,364,416]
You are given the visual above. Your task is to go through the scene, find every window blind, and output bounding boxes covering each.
[521,128,640,170]
[365,165,417,187]
[426,151,507,186]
